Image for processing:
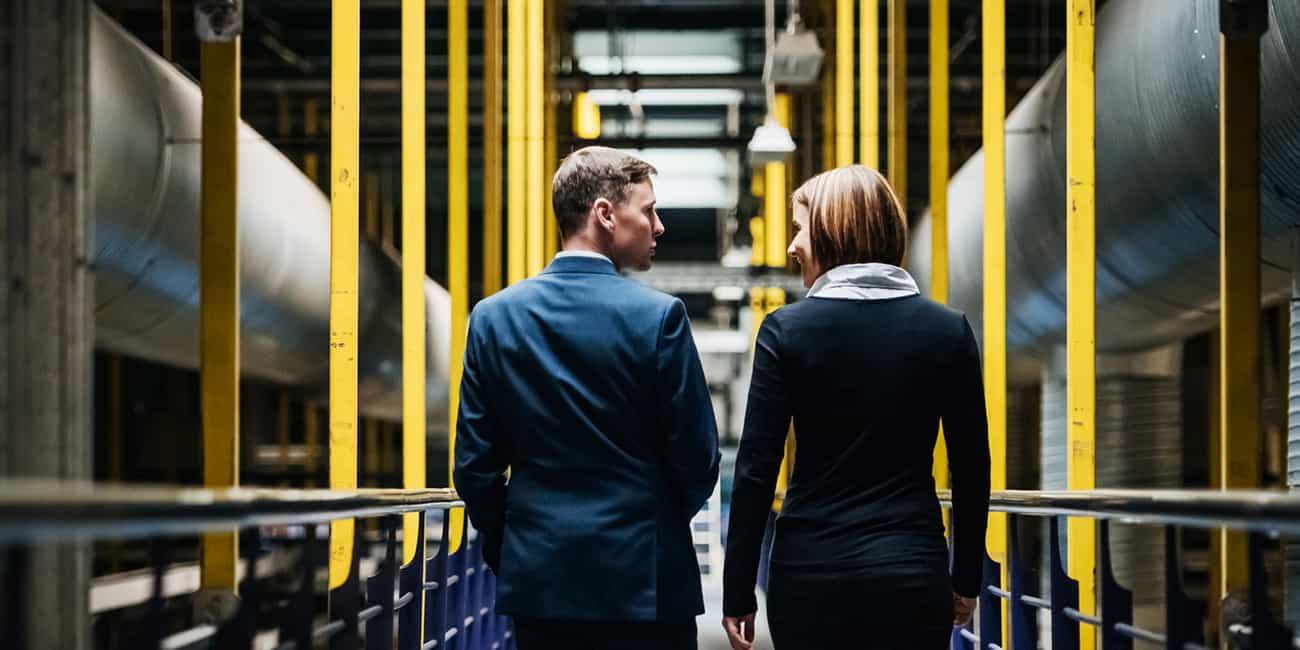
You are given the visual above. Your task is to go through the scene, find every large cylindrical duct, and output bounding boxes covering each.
[1041,347,1182,632]
[90,9,450,429]
[909,0,1300,355]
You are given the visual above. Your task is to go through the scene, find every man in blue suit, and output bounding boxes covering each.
[453,146,721,649]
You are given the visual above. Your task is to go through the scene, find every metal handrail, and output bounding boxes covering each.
[0,480,461,542]
[936,488,1300,534]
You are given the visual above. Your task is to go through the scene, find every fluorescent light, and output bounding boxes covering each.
[578,55,742,75]
[587,88,745,107]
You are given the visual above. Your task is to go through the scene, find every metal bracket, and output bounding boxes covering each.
[195,0,243,42]
[1220,0,1269,38]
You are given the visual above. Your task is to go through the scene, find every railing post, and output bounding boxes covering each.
[1163,525,1205,649]
[1097,520,1133,650]
[1050,516,1080,650]
[835,0,854,167]
[366,517,399,650]
[980,553,1002,649]
[929,0,951,532]
[399,514,428,650]
[426,515,451,648]
[282,523,319,649]
[1246,531,1291,647]
[1007,514,1039,650]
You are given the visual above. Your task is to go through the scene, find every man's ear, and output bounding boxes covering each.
[592,197,615,232]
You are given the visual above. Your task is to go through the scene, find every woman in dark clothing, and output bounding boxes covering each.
[721,166,991,650]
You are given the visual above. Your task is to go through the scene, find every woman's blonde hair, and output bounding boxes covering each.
[791,165,907,268]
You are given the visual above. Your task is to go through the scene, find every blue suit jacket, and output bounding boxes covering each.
[453,255,721,622]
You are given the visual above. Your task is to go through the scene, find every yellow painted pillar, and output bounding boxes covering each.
[544,11,559,261]
[305,400,319,487]
[835,0,854,167]
[765,94,790,269]
[199,36,240,593]
[364,172,381,488]
[525,0,546,276]
[381,165,395,250]
[507,0,527,284]
[304,98,320,185]
[328,0,361,595]
[821,53,835,172]
[448,0,470,555]
[1066,1,1097,644]
[859,0,878,168]
[483,0,503,296]
[930,0,950,526]
[886,0,905,201]
[981,0,1010,639]
[1218,0,1266,610]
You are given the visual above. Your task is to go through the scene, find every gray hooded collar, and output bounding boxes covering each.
[806,263,920,301]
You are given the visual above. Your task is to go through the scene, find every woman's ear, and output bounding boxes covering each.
[592,197,615,232]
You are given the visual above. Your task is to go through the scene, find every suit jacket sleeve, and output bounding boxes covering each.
[722,314,790,617]
[656,298,722,517]
[944,316,991,598]
[452,309,510,571]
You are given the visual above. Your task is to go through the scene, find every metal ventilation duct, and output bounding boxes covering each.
[909,0,1300,355]
[90,9,450,429]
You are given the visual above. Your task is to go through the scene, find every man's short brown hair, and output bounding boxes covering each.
[552,146,657,238]
[791,165,908,268]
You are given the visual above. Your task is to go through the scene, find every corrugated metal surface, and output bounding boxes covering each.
[90,8,450,427]
[910,0,1300,355]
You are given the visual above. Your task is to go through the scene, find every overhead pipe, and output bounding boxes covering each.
[909,0,1300,355]
[89,8,451,431]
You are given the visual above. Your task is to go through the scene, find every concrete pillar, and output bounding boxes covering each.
[1,1,92,648]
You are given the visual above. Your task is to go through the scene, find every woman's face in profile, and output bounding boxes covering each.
[788,202,820,288]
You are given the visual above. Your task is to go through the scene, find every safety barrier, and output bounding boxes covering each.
[0,481,510,650]
[940,489,1300,650]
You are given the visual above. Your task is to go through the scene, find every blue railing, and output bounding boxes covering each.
[938,489,1300,650]
[0,482,511,650]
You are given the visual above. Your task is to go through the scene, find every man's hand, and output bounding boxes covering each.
[954,594,977,628]
[722,613,756,650]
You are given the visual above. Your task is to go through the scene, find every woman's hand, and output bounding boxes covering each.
[723,613,756,650]
[954,594,977,627]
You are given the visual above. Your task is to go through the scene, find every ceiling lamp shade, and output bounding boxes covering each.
[747,118,796,166]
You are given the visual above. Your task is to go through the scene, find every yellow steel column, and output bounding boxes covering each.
[1219,0,1265,606]
[930,0,950,521]
[981,0,1009,638]
[364,172,381,487]
[544,19,558,260]
[835,0,854,167]
[382,165,395,250]
[507,0,527,284]
[859,0,878,168]
[305,400,320,486]
[199,36,240,593]
[328,0,360,593]
[886,0,905,201]
[525,0,546,276]
[1066,1,1097,643]
[821,54,835,172]
[448,0,470,555]
[483,0,503,296]
[401,0,427,571]
[304,99,320,185]
[765,94,791,269]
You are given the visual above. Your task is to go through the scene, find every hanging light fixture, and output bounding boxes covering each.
[749,0,798,165]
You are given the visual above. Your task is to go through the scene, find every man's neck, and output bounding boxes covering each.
[561,237,618,270]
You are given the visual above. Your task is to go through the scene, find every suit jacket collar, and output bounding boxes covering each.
[541,254,619,276]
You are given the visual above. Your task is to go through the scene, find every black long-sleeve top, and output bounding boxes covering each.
[722,294,991,617]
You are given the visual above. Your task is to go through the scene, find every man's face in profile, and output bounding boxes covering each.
[609,180,665,272]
